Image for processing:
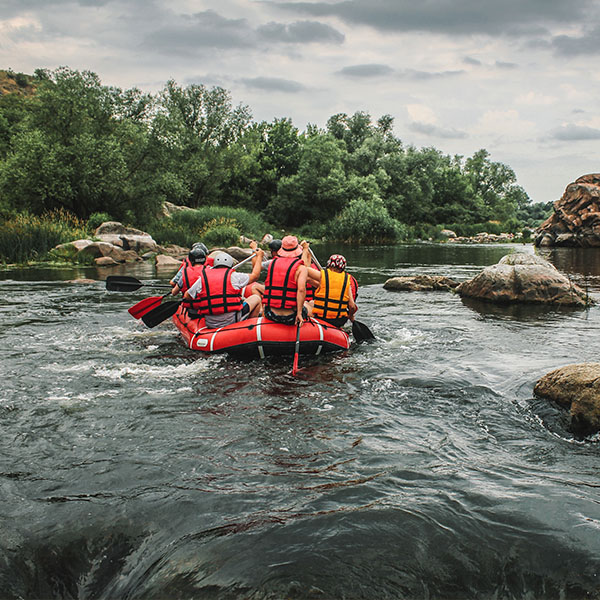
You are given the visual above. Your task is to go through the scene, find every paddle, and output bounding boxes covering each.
[291,321,301,375]
[307,247,375,343]
[128,293,170,319]
[141,251,258,329]
[105,275,172,292]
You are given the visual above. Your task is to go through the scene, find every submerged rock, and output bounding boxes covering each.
[383,275,459,292]
[456,253,592,306]
[534,363,600,436]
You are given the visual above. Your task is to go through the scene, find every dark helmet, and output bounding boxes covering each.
[192,242,208,255]
[268,239,282,253]
[188,246,206,265]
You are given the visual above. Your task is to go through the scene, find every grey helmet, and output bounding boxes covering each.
[213,252,234,268]
[192,242,208,255]
[188,246,206,265]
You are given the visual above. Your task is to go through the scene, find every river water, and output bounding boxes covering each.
[1,243,599,599]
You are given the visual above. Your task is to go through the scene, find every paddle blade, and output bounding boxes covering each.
[128,295,164,319]
[105,275,144,292]
[352,320,375,343]
[141,301,181,328]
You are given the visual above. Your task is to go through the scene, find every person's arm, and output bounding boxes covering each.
[300,240,321,287]
[347,285,358,320]
[247,249,264,284]
[171,283,182,296]
[295,266,307,325]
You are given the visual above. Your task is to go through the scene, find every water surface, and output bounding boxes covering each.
[1,243,599,599]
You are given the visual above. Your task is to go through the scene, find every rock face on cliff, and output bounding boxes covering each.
[456,253,592,306]
[535,174,600,247]
[534,363,600,436]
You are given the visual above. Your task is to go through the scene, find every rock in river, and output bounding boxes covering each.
[383,275,459,292]
[456,253,592,306]
[534,363,600,436]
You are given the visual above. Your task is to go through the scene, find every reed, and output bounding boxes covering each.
[0,209,90,263]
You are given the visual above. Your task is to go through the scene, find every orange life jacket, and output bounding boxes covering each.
[313,269,350,320]
[263,257,302,310]
[195,267,243,315]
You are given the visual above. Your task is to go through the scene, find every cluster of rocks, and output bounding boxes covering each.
[383,253,598,434]
[52,221,259,268]
[446,231,523,244]
[535,173,600,247]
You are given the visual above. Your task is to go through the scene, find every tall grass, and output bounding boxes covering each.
[0,209,90,263]
[148,206,274,248]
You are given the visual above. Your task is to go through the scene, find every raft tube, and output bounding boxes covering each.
[172,305,351,357]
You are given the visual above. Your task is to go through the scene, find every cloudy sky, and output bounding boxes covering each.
[2,0,600,204]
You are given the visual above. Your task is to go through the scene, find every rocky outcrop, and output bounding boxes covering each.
[383,275,459,292]
[535,174,600,247]
[456,253,592,306]
[448,232,522,244]
[94,222,158,253]
[534,363,600,436]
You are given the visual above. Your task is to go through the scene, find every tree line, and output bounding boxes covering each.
[0,67,551,244]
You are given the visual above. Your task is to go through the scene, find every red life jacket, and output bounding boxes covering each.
[196,267,243,315]
[263,257,302,310]
[180,263,205,295]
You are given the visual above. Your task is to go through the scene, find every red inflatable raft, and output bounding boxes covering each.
[172,305,351,357]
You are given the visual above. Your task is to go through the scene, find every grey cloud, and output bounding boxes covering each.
[144,10,255,53]
[551,27,600,56]
[258,20,344,43]
[463,56,482,66]
[495,60,518,69]
[550,124,600,140]
[408,121,468,139]
[336,64,394,77]
[240,77,306,93]
[271,0,593,37]
[397,69,464,80]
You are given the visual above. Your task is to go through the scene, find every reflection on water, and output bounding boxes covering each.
[1,243,599,599]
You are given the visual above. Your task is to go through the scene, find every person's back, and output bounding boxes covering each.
[311,254,357,327]
[262,235,308,326]
[184,250,263,328]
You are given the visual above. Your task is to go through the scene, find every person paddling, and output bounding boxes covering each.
[310,254,357,327]
[184,250,264,328]
[170,245,207,297]
[262,235,317,326]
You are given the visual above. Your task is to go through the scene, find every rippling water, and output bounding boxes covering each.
[1,243,599,599]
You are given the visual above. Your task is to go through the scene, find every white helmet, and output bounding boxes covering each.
[213,252,234,268]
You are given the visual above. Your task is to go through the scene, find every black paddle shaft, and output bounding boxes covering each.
[105,275,172,292]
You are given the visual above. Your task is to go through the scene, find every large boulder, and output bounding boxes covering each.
[534,363,600,436]
[383,275,459,292]
[535,174,600,247]
[456,253,592,306]
[94,221,158,253]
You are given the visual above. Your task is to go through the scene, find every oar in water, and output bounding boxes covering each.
[141,251,258,329]
[128,293,171,319]
[105,275,172,292]
[307,247,375,343]
[291,321,301,375]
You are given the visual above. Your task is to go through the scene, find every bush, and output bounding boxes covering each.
[0,209,90,263]
[199,218,241,247]
[88,212,112,231]
[328,197,405,243]
[147,206,273,249]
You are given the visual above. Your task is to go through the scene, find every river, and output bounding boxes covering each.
[0,243,599,599]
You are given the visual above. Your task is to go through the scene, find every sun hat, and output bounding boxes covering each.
[277,235,302,258]
[326,254,347,270]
